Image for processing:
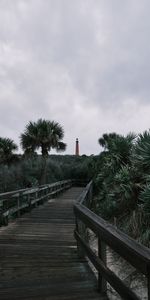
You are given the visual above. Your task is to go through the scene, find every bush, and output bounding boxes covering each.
[0,154,93,192]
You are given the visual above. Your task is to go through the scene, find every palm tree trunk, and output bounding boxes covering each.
[40,156,48,185]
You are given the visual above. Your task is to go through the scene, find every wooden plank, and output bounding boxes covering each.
[0,187,106,300]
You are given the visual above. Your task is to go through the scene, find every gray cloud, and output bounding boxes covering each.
[0,0,150,155]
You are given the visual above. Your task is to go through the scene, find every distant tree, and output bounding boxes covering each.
[20,119,67,184]
[0,137,18,164]
[20,119,66,156]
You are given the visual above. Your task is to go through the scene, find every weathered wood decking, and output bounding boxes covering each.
[0,187,106,300]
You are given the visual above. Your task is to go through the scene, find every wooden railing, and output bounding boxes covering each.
[0,180,73,226]
[74,181,150,300]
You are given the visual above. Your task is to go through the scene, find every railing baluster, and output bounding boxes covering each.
[0,180,73,224]
[76,218,85,259]
[98,238,107,293]
[35,191,38,207]
[88,184,93,208]
[28,193,31,210]
[17,193,21,217]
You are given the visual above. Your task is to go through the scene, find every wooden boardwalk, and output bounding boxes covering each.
[0,187,106,300]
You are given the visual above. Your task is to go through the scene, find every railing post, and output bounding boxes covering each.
[35,191,38,207]
[98,237,107,294]
[28,193,31,211]
[88,184,93,208]
[17,192,22,217]
[76,218,85,259]
[3,199,9,225]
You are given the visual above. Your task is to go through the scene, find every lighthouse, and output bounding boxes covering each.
[75,138,79,156]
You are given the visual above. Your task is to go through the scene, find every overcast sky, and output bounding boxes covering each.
[0,0,150,155]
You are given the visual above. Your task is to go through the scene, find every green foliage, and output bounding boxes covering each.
[98,133,119,150]
[139,229,150,248]
[96,197,117,220]
[20,119,66,156]
[20,119,67,185]
[133,130,150,174]
[0,137,18,165]
[1,125,150,247]
[0,155,93,193]
[95,165,135,219]
[94,130,150,246]
[139,185,150,216]
[114,166,134,201]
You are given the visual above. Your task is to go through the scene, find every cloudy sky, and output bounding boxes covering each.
[0,0,150,155]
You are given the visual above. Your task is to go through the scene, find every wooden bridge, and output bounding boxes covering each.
[0,180,150,300]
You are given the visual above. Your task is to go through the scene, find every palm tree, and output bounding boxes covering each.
[20,119,66,156]
[98,132,136,165]
[98,133,119,150]
[96,132,137,219]
[0,137,18,164]
[133,130,150,173]
[20,119,67,184]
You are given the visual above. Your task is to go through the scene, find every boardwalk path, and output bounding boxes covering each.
[0,187,106,300]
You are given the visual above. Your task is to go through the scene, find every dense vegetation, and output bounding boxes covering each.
[0,154,93,192]
[0,118,93,191]
[0,119,149,246]
[93,131,150,247]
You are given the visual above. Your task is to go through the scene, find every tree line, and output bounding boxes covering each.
[0,118,93,191]
[0,119,66,164]
[0,118,150,246]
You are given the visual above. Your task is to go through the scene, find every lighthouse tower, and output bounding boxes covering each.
[75,138,79,156]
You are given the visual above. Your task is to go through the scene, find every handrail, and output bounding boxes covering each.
[74,181,150,300]
[0,180,73,225]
